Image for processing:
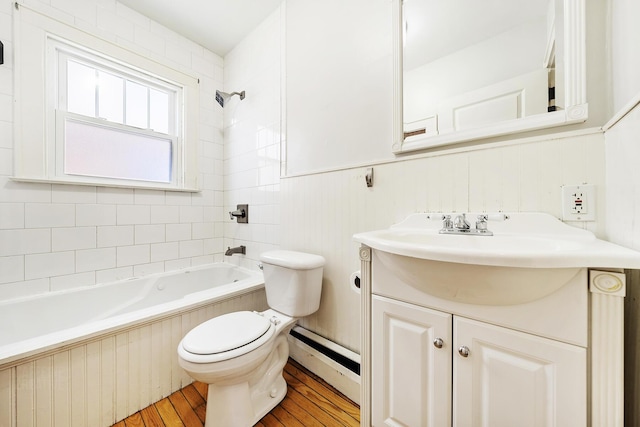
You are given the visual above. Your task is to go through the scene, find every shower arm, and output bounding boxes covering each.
[228,91,245,100]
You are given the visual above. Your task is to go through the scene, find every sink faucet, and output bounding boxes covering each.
[440,213,493,236]
[453,213,470,230]
[225,245,246,256]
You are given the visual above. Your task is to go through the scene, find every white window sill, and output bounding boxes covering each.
[10,176,201,193]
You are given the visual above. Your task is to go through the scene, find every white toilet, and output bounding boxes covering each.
[177,250,325,427]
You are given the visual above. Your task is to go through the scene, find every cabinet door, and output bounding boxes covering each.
[372,295,452,427]
[453,316,586,427]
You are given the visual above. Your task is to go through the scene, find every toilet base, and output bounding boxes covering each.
[203,374,286,427]
[202,334,290,427]
[250,374,287,423]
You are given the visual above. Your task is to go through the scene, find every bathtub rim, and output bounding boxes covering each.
[0,263,265,369]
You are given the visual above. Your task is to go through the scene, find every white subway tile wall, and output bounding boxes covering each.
[222,7,284,270]
[0,0,224,299]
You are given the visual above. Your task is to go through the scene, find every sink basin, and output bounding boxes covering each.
[354,213,640,305]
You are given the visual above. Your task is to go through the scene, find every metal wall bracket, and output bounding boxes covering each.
[365,168,374,188]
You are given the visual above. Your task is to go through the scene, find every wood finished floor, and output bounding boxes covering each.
[112,359,360,427]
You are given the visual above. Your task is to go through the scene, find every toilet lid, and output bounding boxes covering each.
[182,311,272,355]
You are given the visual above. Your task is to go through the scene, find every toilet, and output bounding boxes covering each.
[177,250,325,427]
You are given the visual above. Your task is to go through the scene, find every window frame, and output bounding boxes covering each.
[50,37,182,188]
[13,4,200,191]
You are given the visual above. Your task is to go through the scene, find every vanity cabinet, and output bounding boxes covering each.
[356,213,639,427]
[372,294,586,427]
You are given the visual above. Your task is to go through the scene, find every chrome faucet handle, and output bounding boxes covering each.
[476,214,488,231]
[442,214,453,230]
[454,213,470,230]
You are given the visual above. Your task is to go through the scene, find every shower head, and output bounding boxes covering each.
[215,90,246,108]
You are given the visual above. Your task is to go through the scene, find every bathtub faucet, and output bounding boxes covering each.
[225,245,246,256]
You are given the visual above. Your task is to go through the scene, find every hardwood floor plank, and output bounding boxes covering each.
[283,370,359,427]
[193,381,208,400]
[140,406,165,427]
[285,361,360,423]
[279,390,325,427]
[155,397,185,427]
[269,404,306,427]
[182,384,206,409]
[282,383,346,426]
[194,403,207,423]
[169,390,204,427]
[112,422,126,427]
[259,413,285,427]
[123,412,144,427]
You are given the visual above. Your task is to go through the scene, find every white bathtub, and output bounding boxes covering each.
[0,263,268,427]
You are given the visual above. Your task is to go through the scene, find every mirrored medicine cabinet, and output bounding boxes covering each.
[392,0,588,154]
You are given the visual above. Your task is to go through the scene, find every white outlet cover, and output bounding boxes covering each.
[561,184,596,221]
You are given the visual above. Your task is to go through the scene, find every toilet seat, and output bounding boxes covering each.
[179,311,276,363]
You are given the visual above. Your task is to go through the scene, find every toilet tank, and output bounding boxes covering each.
[259,250,325,317]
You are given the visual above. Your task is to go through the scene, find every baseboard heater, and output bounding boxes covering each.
[289,326,360,376]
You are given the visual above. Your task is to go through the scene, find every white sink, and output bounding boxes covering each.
[354,213,640,305]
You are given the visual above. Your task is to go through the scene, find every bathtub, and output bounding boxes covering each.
[0,263,268,427]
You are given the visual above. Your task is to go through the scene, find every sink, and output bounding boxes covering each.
[354,213,640,305]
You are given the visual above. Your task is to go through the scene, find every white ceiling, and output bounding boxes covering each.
[117,0,285,57]
[118,0,549,68]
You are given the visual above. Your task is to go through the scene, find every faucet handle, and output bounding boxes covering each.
[442,214,453,230]
[476,214,488,230]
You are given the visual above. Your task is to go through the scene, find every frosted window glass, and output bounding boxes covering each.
[126,81,148,129]
[97,71,124,124]
[64,119,172,183]
[149,89,169,134]
[67,61,96,117]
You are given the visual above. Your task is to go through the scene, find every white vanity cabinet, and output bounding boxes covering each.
[372,294,586,427]
[355,213,640,427]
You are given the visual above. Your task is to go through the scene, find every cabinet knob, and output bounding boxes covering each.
[433,338,444,349]
[458,345,470,357]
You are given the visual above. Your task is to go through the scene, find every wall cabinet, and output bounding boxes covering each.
[372,294,586,427]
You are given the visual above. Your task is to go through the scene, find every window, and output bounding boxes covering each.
[14,5,200,190]
[53,39,179,185]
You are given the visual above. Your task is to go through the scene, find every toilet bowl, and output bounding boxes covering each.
[177,250,325,427]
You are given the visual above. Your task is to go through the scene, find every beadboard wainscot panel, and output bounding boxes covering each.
[1,290,268,427]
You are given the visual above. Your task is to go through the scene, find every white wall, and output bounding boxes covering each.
[0,0,225,300]
[606,1,640,424]
[284,0,393,175]
[220,0,612,353]
[610,0,640,112]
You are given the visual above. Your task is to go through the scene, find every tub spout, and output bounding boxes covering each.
[225,245,246,256]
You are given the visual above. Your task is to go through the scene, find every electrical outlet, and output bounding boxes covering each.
[561,184,595,221]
